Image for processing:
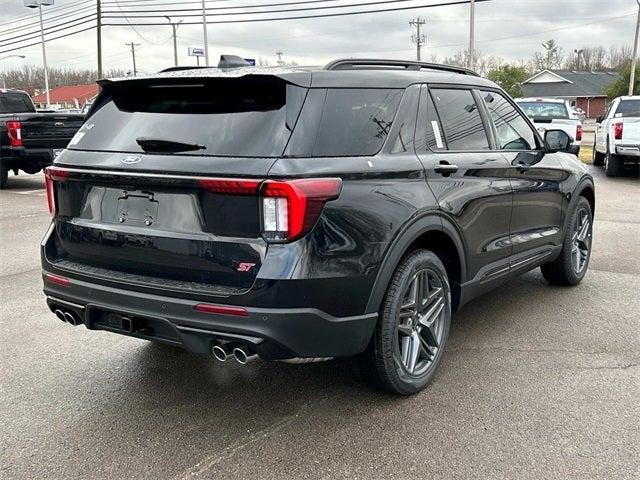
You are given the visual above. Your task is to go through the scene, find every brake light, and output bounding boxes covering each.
[260,178,342,242]
[614,122,623,140]
[6,120,22,147]
[44,166,69,216]
[576,124,583,141]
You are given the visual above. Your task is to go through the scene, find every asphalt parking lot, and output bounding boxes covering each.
[0,165,638,480]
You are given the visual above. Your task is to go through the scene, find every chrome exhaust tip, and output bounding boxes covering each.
[63,311,80,326]
[232,346,257,365]
[212,344,231,362]
[54,309,66,322]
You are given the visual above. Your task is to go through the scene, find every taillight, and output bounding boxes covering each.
[260,178,342,242]
[197,178,261,195]
[44,273,70,287]
[6,120,22,147]
[44,166,69,216]
[613,122,623,140]
[576,124,583,141]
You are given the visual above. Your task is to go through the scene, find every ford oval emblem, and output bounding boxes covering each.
[121,155,142,165]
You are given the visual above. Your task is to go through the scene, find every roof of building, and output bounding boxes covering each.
[521,70,619,98]
[32,83,99,104]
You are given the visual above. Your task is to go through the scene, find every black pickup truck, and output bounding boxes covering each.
[0,89,84,188]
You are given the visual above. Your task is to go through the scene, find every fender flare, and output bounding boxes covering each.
[364,213,467,315]
[563,176,595,235]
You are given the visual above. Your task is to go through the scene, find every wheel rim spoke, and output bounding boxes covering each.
[395,268,447,377]
[571,208,591,273]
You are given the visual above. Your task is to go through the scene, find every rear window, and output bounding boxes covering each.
[516,101,569,120]
[75,77,300,157]
[73,78,402,158]
[0,92,35,114]
[614,99,640,118]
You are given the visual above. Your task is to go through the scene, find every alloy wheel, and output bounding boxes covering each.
[394,268,447,377]
[571,208,591,274]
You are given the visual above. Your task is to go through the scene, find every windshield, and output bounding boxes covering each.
[614,99,640,118]
[516,101,569,120]
[0,92,35,114]
[71,78,402,158]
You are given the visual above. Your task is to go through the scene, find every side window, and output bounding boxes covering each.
[481,91,537,150]
[431,88,490,151]
[415,87,447,152]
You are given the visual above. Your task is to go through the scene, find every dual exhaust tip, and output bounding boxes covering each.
[212,344,257,365]
[54,308,82,326]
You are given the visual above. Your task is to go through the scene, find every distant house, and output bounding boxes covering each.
[520,70,619,118]
[32,83,99,110]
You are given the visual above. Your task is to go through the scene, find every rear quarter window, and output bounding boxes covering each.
[0,92,34,114]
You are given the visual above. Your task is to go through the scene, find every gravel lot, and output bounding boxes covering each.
[0,164,638,480]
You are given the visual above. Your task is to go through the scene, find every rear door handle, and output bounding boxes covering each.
[434,162,459,176]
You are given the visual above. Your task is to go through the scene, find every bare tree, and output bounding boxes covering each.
[0,65,126,94]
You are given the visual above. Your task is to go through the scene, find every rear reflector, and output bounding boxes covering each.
[45,273,71,287]
[194,303,249,317]
[613,122,623,140]
[44,167,69,216]
[6,120,22,147]
[261,178,342,242]
[576,124,583,141]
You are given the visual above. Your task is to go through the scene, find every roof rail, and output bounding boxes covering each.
[158,66,208,73]
[324,59,479,77]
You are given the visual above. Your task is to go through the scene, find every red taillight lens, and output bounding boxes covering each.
[261,178,342,242]
[576,124,583,141]
[6,120,22,147]
[194,303,248,317]
[197,178,261,195]
[44,166,69,216]
[614,122,623,140]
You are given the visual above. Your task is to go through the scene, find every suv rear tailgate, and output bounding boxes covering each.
[21,113,84,149]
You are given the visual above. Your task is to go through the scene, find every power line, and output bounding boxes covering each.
[0,14,98,47]
[0,5,95,35]
[0,0,93,27]
[102,0,494,25]
[101,0,438,17]
[112,0,174,44]
[0,25,97,56]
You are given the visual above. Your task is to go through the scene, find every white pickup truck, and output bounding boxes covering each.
[593,95,640,176]
[515,98,582,156]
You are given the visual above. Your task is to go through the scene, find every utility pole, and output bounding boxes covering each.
[97,0,102,77]
[409,17,426,61]
[276,51,284,66]
[468,0,475,70]
[629,0,640,96]
[126,42,140,76]
[574,49,583,70]
[37,5,50,107]
[201,0,209,66]
[165,16,182,67]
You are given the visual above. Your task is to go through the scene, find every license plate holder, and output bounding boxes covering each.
[116,191,159,226]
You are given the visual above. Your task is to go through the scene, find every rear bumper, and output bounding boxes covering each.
[43,272,377,359]
[0,146,55,167]
[615,145,640,159]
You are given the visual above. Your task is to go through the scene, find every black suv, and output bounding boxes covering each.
[41,59,595,394]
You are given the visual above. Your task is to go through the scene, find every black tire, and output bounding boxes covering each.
[0,165,8,189]
[592,141,605,166]
[604,139,621,177]
[361,249,452,395]
[541,197,593,286]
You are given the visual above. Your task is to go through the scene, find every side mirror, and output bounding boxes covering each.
[544,129,573,153]
[595,115,604,123]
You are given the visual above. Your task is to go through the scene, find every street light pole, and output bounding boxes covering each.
[24,0,53,107]
[468,0,475,70]
[629,0,640,96]
[37,5,50,107]
[201,0,209,66]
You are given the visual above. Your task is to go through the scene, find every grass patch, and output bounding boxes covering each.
[579,145,593,164]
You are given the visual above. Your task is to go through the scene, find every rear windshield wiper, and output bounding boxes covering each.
[136,137,206,153]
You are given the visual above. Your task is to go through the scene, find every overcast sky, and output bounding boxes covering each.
[0,0,638,74]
